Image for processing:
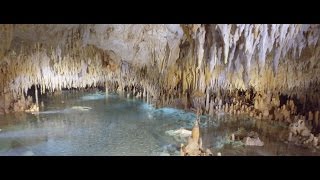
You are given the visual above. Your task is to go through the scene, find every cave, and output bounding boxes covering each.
[0,24,320,156]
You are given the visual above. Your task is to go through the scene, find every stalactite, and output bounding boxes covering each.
[1,24,320,117]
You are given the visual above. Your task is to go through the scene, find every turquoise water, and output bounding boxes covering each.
[0,91,196,156]
[0,91,319,156]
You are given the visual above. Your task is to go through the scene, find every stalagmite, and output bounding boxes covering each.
[35,85,39,108]
[180,114,213,156]
[146,91,149,104]
[143,87,146,99]
[315,111,319,130]
[288,132,293,141]
[218,99,222,110]
[313,137,319,147]
[209,101,214,116]
[192,119,200,143]
[133,85,136,96]
[205,93,210,113]
[231,134,235,141]
[225,103,229,113]
[105,82,108,95]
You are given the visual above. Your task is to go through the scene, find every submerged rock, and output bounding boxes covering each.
[22,150,35,156]
[163,144,180,154]
[159,152,170,156]
[228,129,264,147]
[243,137,264,146]
[166,128,192,139]
[71,106,92,111]
[25,104,39,113]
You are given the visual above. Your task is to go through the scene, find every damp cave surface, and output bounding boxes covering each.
[0,90,319,156]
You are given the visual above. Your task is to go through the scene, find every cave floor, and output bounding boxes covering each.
[0,90,319,156]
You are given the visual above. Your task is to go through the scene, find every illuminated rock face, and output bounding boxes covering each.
[0,24,320,117]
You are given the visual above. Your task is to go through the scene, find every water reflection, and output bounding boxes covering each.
[0,91,319,156]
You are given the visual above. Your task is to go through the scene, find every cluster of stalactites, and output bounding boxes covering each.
[0,43,164,111]
[1,24,320,111]
[181,24,320,96]
[0,45,130,98]
[212,24,320,70]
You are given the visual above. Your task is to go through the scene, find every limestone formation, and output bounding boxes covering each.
[0,24,319,115]
[180,116,214,156]
[308,111,313,123]
[289,120,309,136]
[25,104,39,112]
[230,129,264,146]
[315,111,319,130]
[287,119,320,147]
[191,119,200,143]
[243,136,264,146]
[0,24,320,154]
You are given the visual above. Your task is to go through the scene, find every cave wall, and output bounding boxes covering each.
[0,24,320,114]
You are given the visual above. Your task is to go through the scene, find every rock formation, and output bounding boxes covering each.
[0,24,319,132]
[288,119,319,147]
[180,116,213,156]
